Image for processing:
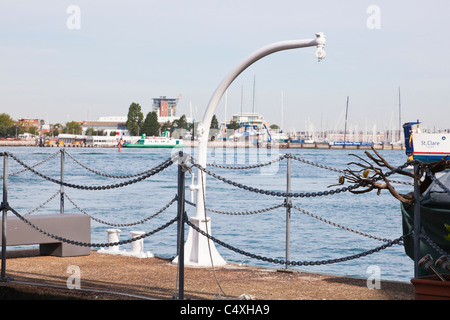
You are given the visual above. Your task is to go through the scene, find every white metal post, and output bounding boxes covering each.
[182,33,326,267]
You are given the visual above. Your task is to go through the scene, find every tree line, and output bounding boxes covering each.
[125,101,282,136]
[125,102,220,137]
[1,101,274,139]
[0,113,83,138]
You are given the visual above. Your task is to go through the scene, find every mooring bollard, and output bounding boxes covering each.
[98,229,123,255]
[107,229,121,251]
[129,231,153,258]
[130,231,144,254]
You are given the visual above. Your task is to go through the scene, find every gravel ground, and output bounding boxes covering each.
[0,249,414,300]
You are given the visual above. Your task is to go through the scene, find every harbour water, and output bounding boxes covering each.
[1,146,415,283]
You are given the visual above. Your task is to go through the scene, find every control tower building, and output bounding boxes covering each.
[152,96,179,122]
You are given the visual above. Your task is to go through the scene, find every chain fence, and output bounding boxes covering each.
[0,150,180,251]
[187,154,448,267]
[0,150,448,278]
[7,151,174,190]
[6,203,178,249]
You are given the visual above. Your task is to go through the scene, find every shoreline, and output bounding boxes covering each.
[0,140,405,150]
[0,249,414,300]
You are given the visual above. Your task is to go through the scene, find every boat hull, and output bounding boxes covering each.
[122,144,184,148]
[404,122,450,162]
[121,136,184,148]
[413,153,450,162]
[329,142,373,146]
[411,133,450,162]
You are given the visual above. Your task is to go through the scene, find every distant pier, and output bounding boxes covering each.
[183,140,405,150]
[0,139,405,150]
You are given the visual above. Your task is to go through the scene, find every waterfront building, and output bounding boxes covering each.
[153,96,180,124]
[56,133,87,145]
[16,118,51,136]
[217,112,271,142]
[222,113,270,133]
[17,118,40,128]
[81,116,129,137]
[41,124,51,135]
[233,113,269,129]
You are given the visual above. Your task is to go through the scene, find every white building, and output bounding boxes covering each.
[81,116,130,137]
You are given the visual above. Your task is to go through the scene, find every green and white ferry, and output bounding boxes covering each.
[122,133,184,148]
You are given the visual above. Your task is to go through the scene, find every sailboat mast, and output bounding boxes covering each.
[240,85,243,116]
[252,75,256,114]
[344,96,349,143]
[224,90,227,126]
[398,87,402,143]
[281,91,284,132]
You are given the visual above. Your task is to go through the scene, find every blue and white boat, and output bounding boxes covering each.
[403,121,450,162]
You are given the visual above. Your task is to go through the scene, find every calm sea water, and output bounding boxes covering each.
[1,145,414,283]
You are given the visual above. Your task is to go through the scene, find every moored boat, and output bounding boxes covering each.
[403,121,450,162]
[122,134,184,148]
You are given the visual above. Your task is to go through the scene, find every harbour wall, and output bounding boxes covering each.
[0,140,404,150]
[0,140,36,147]
[181,140,404,150]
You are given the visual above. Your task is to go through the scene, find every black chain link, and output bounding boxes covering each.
[6,204,178,248]
[0,150,60,178]
[185,219,411,266]
[191,158,359,197]
[65,193,177,227]
[190,157,413,198]
[24,190,61,216]
[206,154,288,170]
[423,166,450,196]
[64,149,169,179]
[0,150,424,268]
[185,199,285,215]
[420,231,450,260]
[291,203,393,242]
[7,151,174,190]
[288,153,344,173]
[208,152,412,186]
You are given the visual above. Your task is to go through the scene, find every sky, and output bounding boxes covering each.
[1,0,450,133]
